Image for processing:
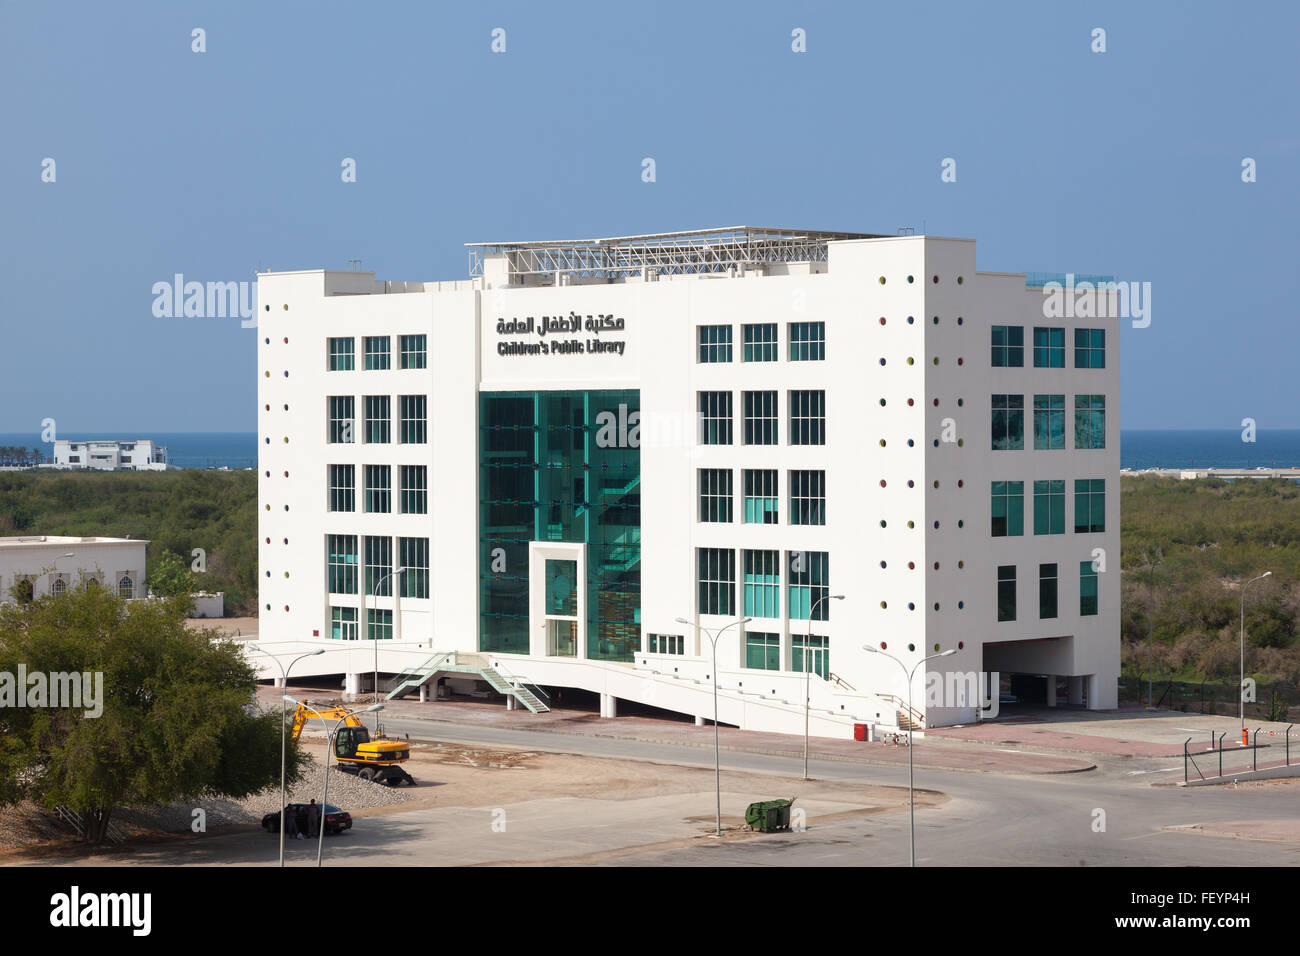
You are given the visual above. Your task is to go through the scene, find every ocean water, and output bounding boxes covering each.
[2,429,1298,471]
[0,433,257,470]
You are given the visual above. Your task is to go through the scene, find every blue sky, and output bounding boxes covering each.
[2,0,1296,433]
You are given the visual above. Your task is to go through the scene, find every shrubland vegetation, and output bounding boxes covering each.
[0,469,256,615]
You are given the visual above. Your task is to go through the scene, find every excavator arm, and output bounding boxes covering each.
[289,702,368,741]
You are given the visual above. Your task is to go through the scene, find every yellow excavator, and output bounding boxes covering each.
[289,702,416,786]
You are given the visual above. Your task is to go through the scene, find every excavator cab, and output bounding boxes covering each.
[335,725,370,760]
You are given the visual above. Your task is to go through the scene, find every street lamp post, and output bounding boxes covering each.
[286,697,381,867]
[803,594,846,780]
[1240,571,1271,735]
[676,615,751,838]
[863,643,956,867]
[361,566,406,733]
[250,646,325,867]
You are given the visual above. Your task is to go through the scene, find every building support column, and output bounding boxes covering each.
[506,695,517,711]
[695,715,705,727]
[419,684,428,703]
[1069,676,1085,706]
[344,672,360,696]
[600,693,617,719]
[1045,676,1057,707]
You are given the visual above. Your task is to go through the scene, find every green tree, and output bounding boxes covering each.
[0,583,306,844]
[147,549,194,599]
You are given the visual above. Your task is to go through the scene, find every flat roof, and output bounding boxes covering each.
[0,535,148,547]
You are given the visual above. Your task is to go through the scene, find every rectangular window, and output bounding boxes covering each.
[1074,478,1106,533]
[1074,394,1106,449]
[743,469,779,524]
[789,389,826,446]
[793,634,829,679]
[743,391,778,445]
[991,481,1024,537]
[648,633,685,655]
[789,321,825,361]
[1039,563,1058,619]
[745,631,781,671]
[367,608,393,641]
[1033,394,1066,450]
[1074,328,1105,369]
[364,335,391,370]
[742,323,778,362]
[1033,479,1065,535]
[400,394,427,444]
[998,565,1016,622]
[698,391,733,445]
[788,550,830,621]
[400,334,427,370]
[364,535,393,596]
[400,464,427,515]
[789,469,826,526]
[330,606,358,640]
[697,547,735,616]
[698,468,733,523]
[328,464,355,512]
[698,325,733,363]
[1033,327,1065,368]
[399,537,429,599]
[743,549,781,618]
[991,394,1024,450]
[328,337,355,371]
[1080,560,1099,616]
[328,396,354,444]
[364,395,390,444]
[991,326,1024,367]
[327,534,358,595]
[364,464,391,514]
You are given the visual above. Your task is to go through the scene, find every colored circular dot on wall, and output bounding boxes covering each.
[907,439,914,447]
[264,437,270,444]
[283,437,289,444]
[264,470,270,477]
[879,439,887,447]
[933,316,939,325]
[932,275,938,284]
[957,479,964,488]
[907,398,915,406]
[283,337,289,344]
[957,276,964,284]
[907,520,915,529]
[283,371,289,377]
[957,357,964,366]
[909,602,916,610]
[283,470,289,477]
[934,603,941,611]
[879,317,886,325]
[880,601,887,609]
[266,603,271,611]
[957,438,964,447]
[907,479,914,488]
[907,275,914,283]
[879,276,886,284]
[933,398,939,406]
[934,562,940,569]
[284,572,290,579]
[880,561,887,569]
[880,642,888,650]
[957,317,964,325]
[908,643,916,652]
[934,644,941,652]
[933,480,940,488]
[284,605,289,611]
[933,439,939,447]
[958,601,965,609]
[283,538,288,545]
[907,357,914,365]
[958,519,964,528]
[265,537,270,544]
[284,505,289,511]
[958,641,964,650]
[879,358,886,366]
[283,305,289,311]
[958,560,965,568]
[879,479,887,487]
[933,520,940,528]
[933,357,940,365]
[284,404,289,411]
[264,371,270,378]
[265,571,270,578]
[907,316,915,324]
[880,520,887,528]
[957,398,964,407]
[908,561,916,570]
[264,305,270,312]
[264,404,270,411]
[880,398,887,406]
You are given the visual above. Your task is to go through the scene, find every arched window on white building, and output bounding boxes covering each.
[51,578,67,596]
[118,575,134,599]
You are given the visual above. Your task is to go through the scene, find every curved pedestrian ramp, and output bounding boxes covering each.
[385,651,550,713]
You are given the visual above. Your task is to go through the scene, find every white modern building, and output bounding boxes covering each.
[0,535,148,603]
[254,228,1120,737]
[51,439,168,471]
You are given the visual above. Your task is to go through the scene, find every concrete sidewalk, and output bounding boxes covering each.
[264,686,1095,775]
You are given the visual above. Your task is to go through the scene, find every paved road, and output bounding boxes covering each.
[37,716,1300,867]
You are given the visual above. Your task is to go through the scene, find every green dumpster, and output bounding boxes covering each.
[744,797,795,832]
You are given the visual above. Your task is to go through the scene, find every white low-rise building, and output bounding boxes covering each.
[51,439,168,471]
[254,228,1120,737]
[0,535,148,602]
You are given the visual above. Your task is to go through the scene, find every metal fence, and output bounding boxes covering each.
[1119,676,1296,721]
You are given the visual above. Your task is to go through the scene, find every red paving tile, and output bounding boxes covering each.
[926,722,1188,757]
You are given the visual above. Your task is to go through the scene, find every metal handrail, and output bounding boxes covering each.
[876,691,924,726]
[488,659,549,700]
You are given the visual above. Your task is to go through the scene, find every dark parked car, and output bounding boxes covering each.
[261,803,352,835]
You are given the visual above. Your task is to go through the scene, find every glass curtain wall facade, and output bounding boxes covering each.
[479,390,641,662]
